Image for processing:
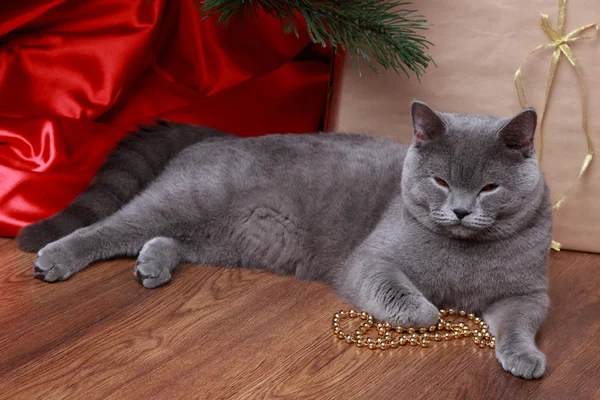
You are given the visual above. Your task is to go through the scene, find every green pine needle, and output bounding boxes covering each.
[200,0,434,79]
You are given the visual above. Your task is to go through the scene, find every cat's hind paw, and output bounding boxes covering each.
[134,260,172,289]
[133,237,178,289]
[33,244,79,282]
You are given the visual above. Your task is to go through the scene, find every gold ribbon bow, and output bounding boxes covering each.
[514,0,598,251]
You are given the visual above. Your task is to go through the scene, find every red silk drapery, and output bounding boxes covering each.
[0,0,331,237]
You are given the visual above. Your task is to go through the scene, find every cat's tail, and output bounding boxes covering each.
[16,120,234,252]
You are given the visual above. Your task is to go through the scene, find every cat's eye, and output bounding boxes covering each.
[434,177,449,187]
[480,184,499,192]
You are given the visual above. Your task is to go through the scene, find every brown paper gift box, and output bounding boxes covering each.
[325,0,600,253]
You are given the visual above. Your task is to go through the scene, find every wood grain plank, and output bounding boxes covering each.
[0,239,598,399]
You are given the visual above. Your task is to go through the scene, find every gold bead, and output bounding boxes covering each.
[354,330,363,337]
[383,322,392,331]
[448,309,456,316]
[339,310,348,318]
[395,326,404,333]
[473,337,480,344]
[457,322,465,328]
[399,336,408,345]
[411,333,419,339]
[423,333,430,339]
[434,333,442,341]
[444,332,452,341]
[368,343,377,350]
[468,313,475,320]
[440,309,448,316]
[437,323,444,330]
[337,333,345,339]
[348,309,357,318]
[334,313,340,319]
[481,324,489,329]
[419,328,427,334]
[479,342,486,349]
[459,310,466,317]
[484,333,491,339]
[407,328,415,334]
[365,338,373,344]
[376,337,384,344]
[488,341,495,349]
[420,340,429,348]
[453,331,461,339]
[345,335,353,343]
[380,343,388,350]
[333,322,340,328]
[429,326,437,332]
[409,338,418,346]
[480,328,488,334]
[445,322,453,330]
[474,317,481,324]
[360,312,368,320]
[390,340,399,348]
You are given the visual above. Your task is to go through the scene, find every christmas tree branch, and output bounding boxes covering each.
[200,0,434,79]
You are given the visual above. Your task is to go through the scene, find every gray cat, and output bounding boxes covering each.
[17,101,551,380]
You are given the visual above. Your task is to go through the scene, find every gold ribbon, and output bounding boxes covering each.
[514,0,598,251]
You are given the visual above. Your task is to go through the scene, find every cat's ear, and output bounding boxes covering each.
[498,108,537,156]
[411,100,445,146]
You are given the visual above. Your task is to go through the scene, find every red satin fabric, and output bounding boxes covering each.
[0,0,331,237]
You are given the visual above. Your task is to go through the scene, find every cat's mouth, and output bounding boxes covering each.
[445,221,485,239]
[427,210,492,239]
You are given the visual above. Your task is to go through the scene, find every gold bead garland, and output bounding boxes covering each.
[332,309,495,350]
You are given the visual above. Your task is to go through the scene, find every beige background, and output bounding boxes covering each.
[326,0,600,253]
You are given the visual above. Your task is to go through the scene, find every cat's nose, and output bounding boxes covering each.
[453,208,471,220]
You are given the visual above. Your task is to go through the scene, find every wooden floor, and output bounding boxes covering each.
[0,238,598,400]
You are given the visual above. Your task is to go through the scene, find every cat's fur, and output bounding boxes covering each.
[17,101,552,380]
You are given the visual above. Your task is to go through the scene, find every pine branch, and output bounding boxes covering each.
[200,0,434,79]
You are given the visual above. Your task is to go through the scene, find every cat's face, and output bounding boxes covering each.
[402,101,543,240]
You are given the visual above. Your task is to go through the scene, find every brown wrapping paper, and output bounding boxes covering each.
[326,0,600,253]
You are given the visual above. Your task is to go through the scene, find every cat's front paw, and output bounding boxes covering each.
[497,345,546,379]
[379,295,440,328]
[33,243,80,282]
